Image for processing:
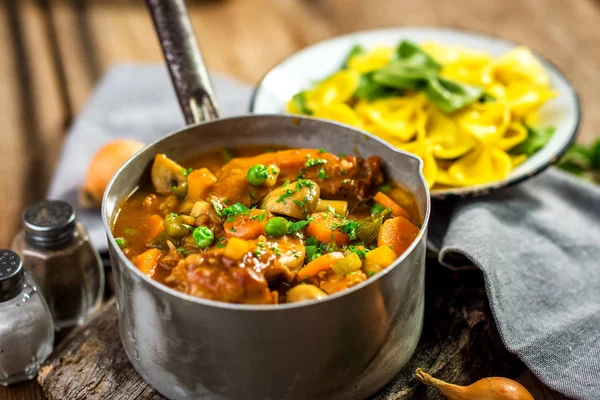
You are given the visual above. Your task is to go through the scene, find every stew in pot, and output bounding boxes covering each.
[112,147,421,304]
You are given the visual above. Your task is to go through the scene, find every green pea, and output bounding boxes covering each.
[172,181,188,199]
[265,217,289,238]
[247,164,269,186]
[163,214,189,238]
[193,226,214,248]
[115,237,127,248]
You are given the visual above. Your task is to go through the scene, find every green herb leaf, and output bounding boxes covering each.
[340,220,360,240]
[210,199,224,216]
[179,167,194,176]
[343,44,365,68]
[251,213,267,222]
[305,158,327,168]
[512,125,556,156]
[371,203,386,215]
[291,91,312,115]
[355,71,398,101]
[276,189,295,204]
[305,236,319,246]
[348,245,369,258]
[287,220,310,234]
[425,76,484,113]
[221,202,250,222]
[396,40,441,69]
[216,237,226,248]
[318,167,329,179]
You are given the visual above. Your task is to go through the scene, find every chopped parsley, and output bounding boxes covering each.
[276,189,294,204]
[251,213,267,222]
[305,158,327,168]
[318,147,326,153]
[305,245,320,261]
[287,220,310,234]
[177,247,186,254]
[348,245,369,258]
[216,238,226,248]
[296,179,314,192]
[305,236,319,246]
[342,179,351,184]
[211,199,224,216]
[339,152,346,158]
[249,191,255,200]
[340,220,360,240]
[369,270,376,277]
[123,228,137,236]
[230,226,237,232]
[222,202,250,222]
[371,203,386,215]
[253,248,262,258]
[318,167,329,180]
[283,180,290,187]
[271,246,282,256]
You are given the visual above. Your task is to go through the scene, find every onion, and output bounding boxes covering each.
[415,368,534,400]
[79,139,145,208]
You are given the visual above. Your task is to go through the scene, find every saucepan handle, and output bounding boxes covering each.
[146,0,220,124]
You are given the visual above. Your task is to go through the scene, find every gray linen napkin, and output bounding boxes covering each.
[48,65,600,399]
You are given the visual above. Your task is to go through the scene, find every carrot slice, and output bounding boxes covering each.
[224,209,271,239]
[133,248,162,277]
[377,216,420,257]
[297,252,345,279]
[146,214,164,239]
[305,212,349,245]
[373,191,410,219]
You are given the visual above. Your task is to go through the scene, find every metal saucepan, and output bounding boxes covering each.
[102,1,431,399]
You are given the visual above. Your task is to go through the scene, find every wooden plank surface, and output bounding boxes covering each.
[1,0,598,398]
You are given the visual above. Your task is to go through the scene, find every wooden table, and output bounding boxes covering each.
[1,0,598,398]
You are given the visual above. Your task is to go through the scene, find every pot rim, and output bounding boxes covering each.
[102,114,431,311]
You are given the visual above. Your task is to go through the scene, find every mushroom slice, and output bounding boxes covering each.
[151,154,187,194]
[260,180,320,220]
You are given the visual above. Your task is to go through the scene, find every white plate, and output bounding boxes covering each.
[250,27,581,199]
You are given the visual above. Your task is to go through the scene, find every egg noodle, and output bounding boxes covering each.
[287,41,557,189]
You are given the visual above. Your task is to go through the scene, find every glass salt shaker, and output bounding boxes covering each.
[12,200,104,330]
[0,250,54,386]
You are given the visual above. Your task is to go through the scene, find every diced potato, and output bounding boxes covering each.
[224,238,251,261]
[187,168,217,201]
[190,200,210,218]
[365,245,397,267]
[315,199,348,216]
[362,259,384,276]
[180,215,196,225]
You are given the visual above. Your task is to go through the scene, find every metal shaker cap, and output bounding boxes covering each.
[0,250,24,302]
[24,200,77,249]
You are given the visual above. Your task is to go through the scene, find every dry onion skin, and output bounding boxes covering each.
[287,41,557,189]
[79,139,145,208]
[415,368,534,400]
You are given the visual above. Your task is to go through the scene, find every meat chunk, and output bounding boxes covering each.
[166,252,274,304]
[165,236,306,303]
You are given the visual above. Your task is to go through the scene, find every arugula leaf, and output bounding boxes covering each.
[290,91,312,115]
[425,77,484,113]
[343,44,365,68]
[372,60,434,91]
[354,71,398,101]
[396,40,442,70]
[511,125,556,156]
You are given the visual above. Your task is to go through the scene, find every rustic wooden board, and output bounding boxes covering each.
[36,262,550,400]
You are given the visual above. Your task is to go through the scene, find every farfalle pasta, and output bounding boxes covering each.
[286,41,557,189]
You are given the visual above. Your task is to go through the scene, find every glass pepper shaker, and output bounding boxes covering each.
[0,250,54,386]
[12,200,105,330]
